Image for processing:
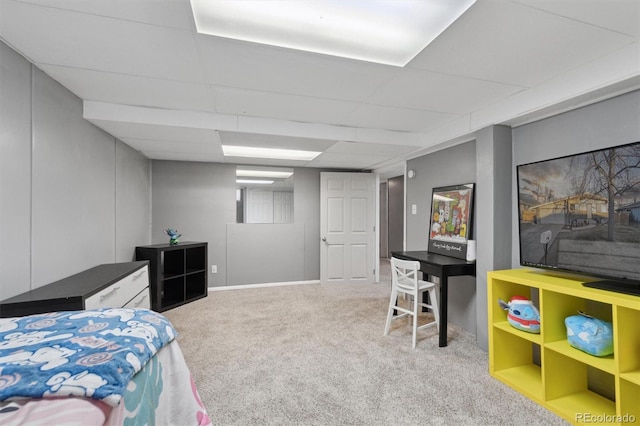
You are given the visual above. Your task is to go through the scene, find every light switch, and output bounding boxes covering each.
[411,204,417,215]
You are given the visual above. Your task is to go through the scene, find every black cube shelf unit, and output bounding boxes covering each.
[135,241,208,312]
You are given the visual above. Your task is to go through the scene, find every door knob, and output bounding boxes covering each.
[322,237,327,242]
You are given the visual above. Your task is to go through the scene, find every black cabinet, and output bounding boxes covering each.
[135,242,208,312]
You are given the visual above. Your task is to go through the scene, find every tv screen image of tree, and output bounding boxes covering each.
[517,141,640,282]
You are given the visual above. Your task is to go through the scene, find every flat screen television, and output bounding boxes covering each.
[516,140,640,296]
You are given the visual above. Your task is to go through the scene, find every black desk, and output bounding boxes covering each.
[391,251,476,347]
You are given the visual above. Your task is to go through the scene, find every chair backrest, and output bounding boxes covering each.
[391,257,420,293]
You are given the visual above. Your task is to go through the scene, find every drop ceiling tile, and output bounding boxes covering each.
[512,0,640,38]
[122,137,221,154]
[306,152,387,169]
[1,0,203,81]
[88,120,218,144]
[144,151,224,162]
[368,68,525,115]
[472,44,640,130]
[41,65,214,112]
[341,103,460,133]
[13,0,195,30]
[409,0,636,87]
[1,0,637,172]
[325,141,418,156]
[211,86,358,124]
[197,34,398,102]
[122,137,225,162]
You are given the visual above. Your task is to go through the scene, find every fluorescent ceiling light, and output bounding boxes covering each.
[223,145,321,161]
[190,0,476,66]
[237,179,274,184]
[236,169,293,179]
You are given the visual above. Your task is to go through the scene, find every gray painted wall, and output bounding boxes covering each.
[0,41,151,300]
[402,92,639,347]
[31,67,116,287]
[475,125,512,351]
[116,142,152,262]
[3,35,637,353]
[227,223,306,285]
[294,167,322,281]
[151,161,236,287]
[387,175,404,256]
[0,41,31,298]
[406,142,477,335]
[379,182,389,258]
[151,161,325,287]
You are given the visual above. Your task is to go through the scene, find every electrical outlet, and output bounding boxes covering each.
[211,265,217,274]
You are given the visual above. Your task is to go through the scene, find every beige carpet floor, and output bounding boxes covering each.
[164,268,568,425]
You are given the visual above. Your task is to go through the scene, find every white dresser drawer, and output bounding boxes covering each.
[85,266,149,310]
[123,287,150,309]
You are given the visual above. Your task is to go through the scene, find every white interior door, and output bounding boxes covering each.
[320,172,376,284]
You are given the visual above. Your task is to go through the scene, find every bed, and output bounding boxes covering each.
[0,307,211,426]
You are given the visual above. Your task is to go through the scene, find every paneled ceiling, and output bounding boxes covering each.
[1,0,638,175]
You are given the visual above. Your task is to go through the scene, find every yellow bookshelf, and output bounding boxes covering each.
[488,269,640,425]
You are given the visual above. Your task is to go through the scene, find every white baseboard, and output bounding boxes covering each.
[209,280,320,292]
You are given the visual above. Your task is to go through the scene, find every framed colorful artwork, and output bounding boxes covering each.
[428,183,475,260]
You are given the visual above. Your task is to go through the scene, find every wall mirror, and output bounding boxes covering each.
[236,166,294,224]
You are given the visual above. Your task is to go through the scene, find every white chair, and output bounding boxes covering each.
[384,257,440,349]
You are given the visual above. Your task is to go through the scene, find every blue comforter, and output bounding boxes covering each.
[0,308,176,406]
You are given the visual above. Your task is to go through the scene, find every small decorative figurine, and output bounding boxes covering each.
[565,311,613,357]
[165,228,182,245]
[498,295,540,333]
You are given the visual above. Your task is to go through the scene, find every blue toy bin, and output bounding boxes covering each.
[565,312,613,357]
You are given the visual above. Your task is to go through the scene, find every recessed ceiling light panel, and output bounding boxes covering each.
[236,169,294,179]
[222,145,321,161]
[236,179,274,184]
[191,0,476,66]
